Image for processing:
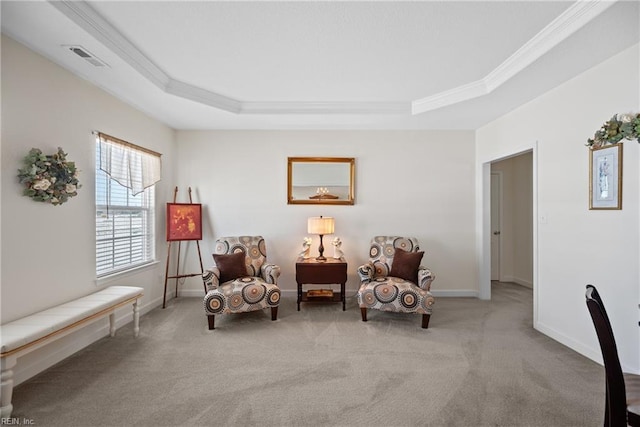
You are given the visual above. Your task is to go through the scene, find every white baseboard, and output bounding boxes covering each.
[536,321,639,374]
[534,321,602,366]
[176,289,205,298]
[513,277,533,289]
[500,275,533,289]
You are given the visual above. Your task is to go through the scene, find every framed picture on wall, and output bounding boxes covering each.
[166,203,203,241]
[589,143,622,210]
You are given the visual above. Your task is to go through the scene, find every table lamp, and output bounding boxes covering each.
[307,216,335,261]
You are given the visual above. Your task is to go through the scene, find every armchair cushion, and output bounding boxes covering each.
[358,278,434,314]
[389,248,424,284]
[204,277,280,316]
[213,252,248,283]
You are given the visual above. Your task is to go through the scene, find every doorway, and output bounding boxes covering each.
[489,151,534,291]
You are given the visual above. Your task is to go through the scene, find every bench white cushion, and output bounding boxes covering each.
[1,286,143,354]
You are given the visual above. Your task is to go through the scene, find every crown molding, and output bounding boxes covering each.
[51,0,408,116]
[412,0,615,115]
[484,0,615,92]
[51,0,247,114]
[51,0,614,117]
[165,80,242,114]
[412,79,488,114]
[240,101,410,115]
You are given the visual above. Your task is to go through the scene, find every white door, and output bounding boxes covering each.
[490,172,501,281]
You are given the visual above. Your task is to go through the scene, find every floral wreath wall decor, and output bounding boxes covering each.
[17,147,81,206]
[587,113,640,148]
[587,113,639,210]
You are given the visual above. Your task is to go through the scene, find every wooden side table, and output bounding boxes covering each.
[295,257,347,311]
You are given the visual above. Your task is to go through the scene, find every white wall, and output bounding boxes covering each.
[1,35,176,383]
[477,44,640,372]
[173,130,478,298]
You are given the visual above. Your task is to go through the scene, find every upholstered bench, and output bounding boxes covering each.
[0,285,143,417]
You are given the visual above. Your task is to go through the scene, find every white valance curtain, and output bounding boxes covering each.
[96,132,162,195]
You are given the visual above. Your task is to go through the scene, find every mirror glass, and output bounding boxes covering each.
[288,157,355,205]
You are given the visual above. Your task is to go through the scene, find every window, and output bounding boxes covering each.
[95,167,155,276]
[95,133,161,277]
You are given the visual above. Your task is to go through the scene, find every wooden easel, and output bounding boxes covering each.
[162,187,205,308]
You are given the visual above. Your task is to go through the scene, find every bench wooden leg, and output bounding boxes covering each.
[271,306,278,321]
[1,355,16,417]
[110,299,140,337]
[208,315,215,330]
[109,312,117,337]
[133,300,140,337]
[360,307,367,322]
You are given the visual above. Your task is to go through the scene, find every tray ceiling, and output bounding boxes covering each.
[2,1,638,129]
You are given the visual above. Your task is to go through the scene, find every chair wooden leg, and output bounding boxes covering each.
[271,306,278,321]
[360,307,367,322]
[207,315,215,330]
[421,314,431,329]
[604,384,610,427]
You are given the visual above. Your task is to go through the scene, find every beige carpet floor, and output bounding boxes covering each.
[11,282,604,426]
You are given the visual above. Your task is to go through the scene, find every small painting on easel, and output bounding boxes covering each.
[166,203,202,241]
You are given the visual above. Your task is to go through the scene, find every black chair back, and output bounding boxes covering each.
[587,284,613,330]
[586,285,628,426]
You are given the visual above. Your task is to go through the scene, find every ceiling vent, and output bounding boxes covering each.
[63,45,109,67]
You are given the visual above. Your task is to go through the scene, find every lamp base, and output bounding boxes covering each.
[316,234,326,261]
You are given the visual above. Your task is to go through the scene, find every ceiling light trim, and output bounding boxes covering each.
[412,0,615,115]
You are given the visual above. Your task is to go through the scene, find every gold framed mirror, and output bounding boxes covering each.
[287,157,355,205]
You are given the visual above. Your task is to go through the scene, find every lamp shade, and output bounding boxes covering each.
[307,216,335,235]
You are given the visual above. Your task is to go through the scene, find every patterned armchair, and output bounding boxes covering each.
[202,236,281,330]
[357,236,435,328]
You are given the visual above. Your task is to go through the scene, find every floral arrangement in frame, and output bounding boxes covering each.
[166,203,202,241]
[589,143,622,210]
[585,113,640,210]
